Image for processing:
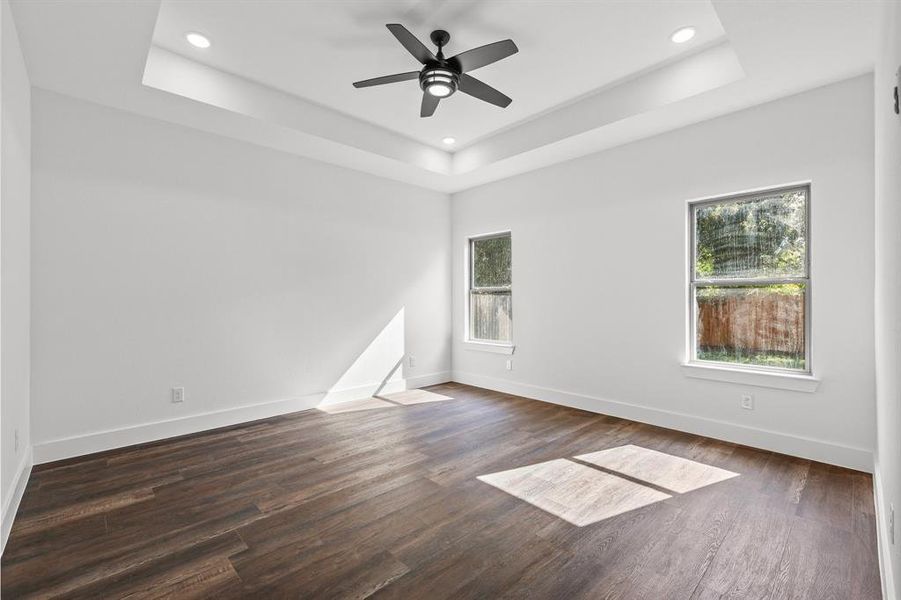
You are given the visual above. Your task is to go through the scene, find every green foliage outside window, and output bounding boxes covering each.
[472,235,511,288]
[693,188,808,371]
[695,190,806,280]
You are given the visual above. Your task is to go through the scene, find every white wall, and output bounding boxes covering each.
[0,0,31,550]
[30,90,451,462]
[452,75,875,471]
[874,1,901,597]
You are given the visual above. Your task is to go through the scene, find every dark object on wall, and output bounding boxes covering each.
[894,85,899,115]
[353,25,518,118]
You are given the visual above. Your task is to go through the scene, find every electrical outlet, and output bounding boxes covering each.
[408,355,416,368]
[172,387,185,403]
[740,394,754,410]
[14,429,19,454]
[506,359,513,371]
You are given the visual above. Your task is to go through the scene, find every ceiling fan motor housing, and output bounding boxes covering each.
[429,29,451,48]
[418,29,459,98]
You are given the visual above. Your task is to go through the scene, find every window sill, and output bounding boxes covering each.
[463,341,515,355]
[680,362,820,393]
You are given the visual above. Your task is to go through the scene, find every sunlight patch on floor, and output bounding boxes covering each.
[378,389,454,405]
[477,458,671,527]
[574,444,739,494]
[477,445,740,526]
[317,389,454,414]
[317,397,397,414]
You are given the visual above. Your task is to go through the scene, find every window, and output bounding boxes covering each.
[469,232,512,344]
[689,185,809,372]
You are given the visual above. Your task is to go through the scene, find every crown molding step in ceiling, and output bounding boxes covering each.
[9,0,878,192]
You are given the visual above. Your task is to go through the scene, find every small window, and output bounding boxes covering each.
[689,186,809,372]
[469,233,512,343]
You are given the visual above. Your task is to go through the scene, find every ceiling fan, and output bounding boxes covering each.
[353,24,518,118]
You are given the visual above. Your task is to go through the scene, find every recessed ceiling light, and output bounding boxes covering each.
[442,137,456,145]
[186,32,211,49]
[671,26,696,44]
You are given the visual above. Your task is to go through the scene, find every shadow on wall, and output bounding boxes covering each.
[314,306,455,414]
[317,307,407,409]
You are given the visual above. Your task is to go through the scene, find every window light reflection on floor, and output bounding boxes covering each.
[477,445,739,526]
[574,444,739,494]
[317,389,454,414]
[478,458,670,527]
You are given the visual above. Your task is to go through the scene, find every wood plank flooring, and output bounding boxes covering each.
[1,383,882,599]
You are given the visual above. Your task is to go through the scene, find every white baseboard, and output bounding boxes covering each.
[874,461,898,600]
[406,371,453,389]
[451,371,873,472]
[2,445,33,555]
[33,394,323,464]
[33,371,451,465]
[318,371,451,406]
[320,379,407,406]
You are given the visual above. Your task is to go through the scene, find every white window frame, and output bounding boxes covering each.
[687,183,812,376]
[465,231,514,352]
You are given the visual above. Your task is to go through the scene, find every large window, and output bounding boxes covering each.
[469,232,512,343]
[689,185,809,372]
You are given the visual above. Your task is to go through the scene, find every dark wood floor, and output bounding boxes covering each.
[2,383,882,599]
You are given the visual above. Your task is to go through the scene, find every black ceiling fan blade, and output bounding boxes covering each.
[447,39,518,73]
[353,71,420,88]
[458,74,512,108]
[421,93,440,117]
[386,24,436,64]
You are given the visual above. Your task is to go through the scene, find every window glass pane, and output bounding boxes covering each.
[695,189,807,280]
[695,283,806,370]
[470,291,512,342]
[473,235,511,288]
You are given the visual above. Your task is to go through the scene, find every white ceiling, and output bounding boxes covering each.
[152,0,727,149]
[9,0,879,193]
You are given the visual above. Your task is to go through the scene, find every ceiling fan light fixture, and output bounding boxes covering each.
[427,83,453,98]
[421,68,458,98]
